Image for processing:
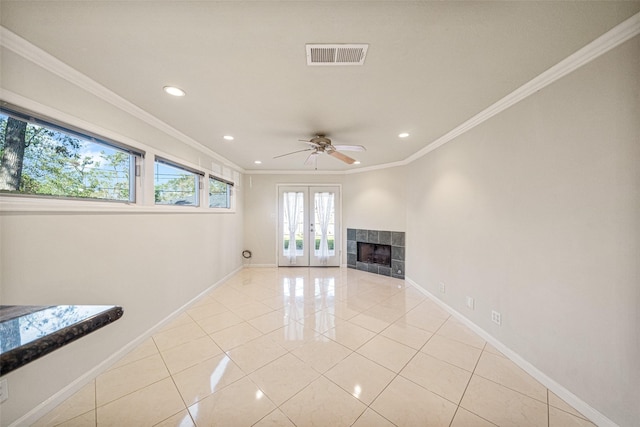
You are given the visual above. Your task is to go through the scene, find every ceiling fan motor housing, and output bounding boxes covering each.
[311,136,333,151]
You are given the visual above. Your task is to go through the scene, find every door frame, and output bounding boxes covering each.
[276,183,343,267]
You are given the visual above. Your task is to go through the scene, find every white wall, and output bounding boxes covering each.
[0,211,244,425]
[405,36,639,426]
[242,174,345,266]
[242,169,407,266]
[342,166,407,233]
[0,42,245,426]
[2,15,637,427]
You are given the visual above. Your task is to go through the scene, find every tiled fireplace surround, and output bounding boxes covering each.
[346,228,405,279]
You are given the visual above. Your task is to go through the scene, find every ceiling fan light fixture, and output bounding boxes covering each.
[163,86,186,97]
[354,161,361,165]
[254,160,262,164]
[277,135,365,166]
[223,135,234,141]
[398,132,410,138]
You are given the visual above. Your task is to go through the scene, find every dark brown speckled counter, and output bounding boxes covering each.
[0,305,123,376]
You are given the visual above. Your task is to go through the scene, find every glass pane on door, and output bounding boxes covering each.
[313,192,335,261]
[278,185,339,267]
[282,191,305,260]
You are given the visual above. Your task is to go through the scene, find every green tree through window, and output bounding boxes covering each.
[0,112,134,201]
[209,176,231,208]
[154,160,199,206]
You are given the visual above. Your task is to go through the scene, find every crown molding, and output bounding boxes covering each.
[344,159,407,174]
[245,159,407,175]
[0,26,244,174]
[245,169,346,175]
[240,12,640,176]
[2,11,638,177]
[0,89,238,190]
[406,12,640,164]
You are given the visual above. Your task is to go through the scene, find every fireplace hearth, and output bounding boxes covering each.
[347,228,405,279]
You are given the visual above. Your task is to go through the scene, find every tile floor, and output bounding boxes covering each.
[33,268,596,426]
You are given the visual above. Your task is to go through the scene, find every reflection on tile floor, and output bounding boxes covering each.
[34,268,596,426]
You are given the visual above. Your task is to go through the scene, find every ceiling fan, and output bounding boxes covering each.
[274,135,366,167]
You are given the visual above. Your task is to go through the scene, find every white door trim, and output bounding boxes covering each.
[275,183,343,267]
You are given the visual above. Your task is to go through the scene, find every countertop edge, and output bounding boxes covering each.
[0,306,124,376]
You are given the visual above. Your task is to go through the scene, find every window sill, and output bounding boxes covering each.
[0,196,236,214]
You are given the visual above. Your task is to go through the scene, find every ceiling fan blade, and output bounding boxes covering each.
[298,139,322,148]
[273,148,313,159]
[304,151,318,165]
[332,144,366,152]
[328,150,356,164]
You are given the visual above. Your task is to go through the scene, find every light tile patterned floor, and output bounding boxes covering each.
[33,268,596,426]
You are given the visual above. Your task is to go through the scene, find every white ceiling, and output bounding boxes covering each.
[1,1,639,172]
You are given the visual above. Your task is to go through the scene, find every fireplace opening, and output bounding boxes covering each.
[357,242,391,267]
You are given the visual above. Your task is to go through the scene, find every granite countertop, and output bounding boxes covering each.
[0,304,124,376]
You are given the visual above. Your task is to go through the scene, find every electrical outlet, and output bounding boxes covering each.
[491,310,502,325]
[0,379,8,403]
[466,296,475,310]
[439,282,445,293]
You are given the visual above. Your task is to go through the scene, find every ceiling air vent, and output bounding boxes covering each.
[306,44,369,66]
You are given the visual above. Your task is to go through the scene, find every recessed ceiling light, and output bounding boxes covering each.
[353,161,361,165]
[398,132,410,138]
[223,135,234,141]
[163,86,186,97]
[254,160,262,164]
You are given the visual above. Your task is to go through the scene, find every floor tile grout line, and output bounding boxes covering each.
[94,375,173,412]
[95,347,172,409]
[388,311,469,426]
[431,333,486,352]
[49,408,95,427]
[155,339,194,422]
[151,406,193,427]
[362,406,400,427]
[547,388,551,427]
[548,402,593,423]
[345,317,445,424]
[196,271,377,421]
[268,268,450,425]
[172,363,249,418]
[104,339,161,373]
[129,332,232,417]
[470,367,549,406]
[417,344,479,374]
[53,268,581,426]
[448,341,495,427]
[372,315,479,412]
[163,344,227,376]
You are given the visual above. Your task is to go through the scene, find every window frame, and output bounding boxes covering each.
[0,102,239,215]
[153,156,204,208]
[208,175,234,209]
[0,104,143,204]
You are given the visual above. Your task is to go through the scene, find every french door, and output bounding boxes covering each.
[278,185,341,267]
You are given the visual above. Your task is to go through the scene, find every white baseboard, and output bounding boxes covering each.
[10,266,243,427]
[405,276,618,427]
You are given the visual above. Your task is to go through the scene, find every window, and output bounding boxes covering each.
[0,107,141,202]
[154,158,202,206]
[209,176,232,209]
